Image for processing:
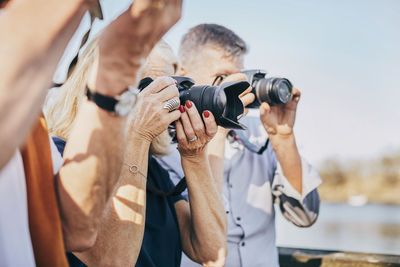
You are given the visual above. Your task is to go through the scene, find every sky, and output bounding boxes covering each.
[56,0,400,166]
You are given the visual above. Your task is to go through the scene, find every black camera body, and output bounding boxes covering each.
[138,76,249,130]
[243,70,293,108]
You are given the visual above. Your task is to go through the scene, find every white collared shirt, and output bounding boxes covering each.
[158,109,321,267]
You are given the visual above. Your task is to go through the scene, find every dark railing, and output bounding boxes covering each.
[278,247,400,267]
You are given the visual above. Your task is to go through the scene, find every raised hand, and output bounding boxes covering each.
[260,87,301,136]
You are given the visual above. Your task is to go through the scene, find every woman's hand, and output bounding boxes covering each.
[128,77,181,143]
[176,100,217,158]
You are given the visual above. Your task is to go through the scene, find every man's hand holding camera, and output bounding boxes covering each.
[220,71,303,195]
[259,87,301,137]
[259,87,303,195]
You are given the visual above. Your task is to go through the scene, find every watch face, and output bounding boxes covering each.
[115,87,139,117]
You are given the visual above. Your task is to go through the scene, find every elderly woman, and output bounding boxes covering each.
[45,39,227,267]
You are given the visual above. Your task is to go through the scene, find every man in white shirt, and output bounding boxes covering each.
[158,23,322,267]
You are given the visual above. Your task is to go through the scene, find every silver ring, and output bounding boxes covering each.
[187,135,198,142]
[163,98,180,112]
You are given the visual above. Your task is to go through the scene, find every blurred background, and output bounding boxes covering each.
[56,0,400,255]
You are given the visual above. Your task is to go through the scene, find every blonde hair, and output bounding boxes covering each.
[45,37,99,140]
[44,38,178,157]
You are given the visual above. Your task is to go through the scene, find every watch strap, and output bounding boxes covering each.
[86,87,118,113]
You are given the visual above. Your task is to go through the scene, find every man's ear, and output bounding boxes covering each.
[177,66,186,76]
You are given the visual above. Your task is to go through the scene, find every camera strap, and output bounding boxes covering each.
[147,176,188,197]
[147,130,270,198]
[229,130,270,155]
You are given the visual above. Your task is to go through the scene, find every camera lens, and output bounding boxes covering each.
[139,76,248,137]
[252,77,292,107]
[275,79,292,104]
[242,70,294,108]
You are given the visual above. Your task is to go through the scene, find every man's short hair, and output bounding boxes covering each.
[179,23,247,62]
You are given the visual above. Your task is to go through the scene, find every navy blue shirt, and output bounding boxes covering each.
[136,157,184,267]
[52,137,185,267]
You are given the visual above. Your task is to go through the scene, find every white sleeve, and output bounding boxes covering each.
[272,157,322,227]
[272,157,321,202]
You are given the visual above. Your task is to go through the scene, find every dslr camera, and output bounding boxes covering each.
[243,70,293,108]
[138,76,249,130]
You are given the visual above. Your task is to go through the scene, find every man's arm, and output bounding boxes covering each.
[271,155,321,227]
[260,88,303,194]
[0,0,87,169]
[260,87,322,226]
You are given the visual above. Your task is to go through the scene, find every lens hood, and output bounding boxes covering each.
[218,81,249,130]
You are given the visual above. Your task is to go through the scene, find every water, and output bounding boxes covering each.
[276,202,400,255]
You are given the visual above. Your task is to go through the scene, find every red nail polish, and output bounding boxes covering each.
[203,110,210,118]
[179,105,185,113]
[185,100,192,108]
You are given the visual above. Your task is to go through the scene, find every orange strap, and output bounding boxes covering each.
[21,115,68,267]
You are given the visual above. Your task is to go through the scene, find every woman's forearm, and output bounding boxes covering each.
[178,153,227,266]
[0,0,86,168]
[74,134,150,266]
[57,100,128,252]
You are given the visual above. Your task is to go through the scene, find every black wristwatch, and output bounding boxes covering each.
[86,86,139,117]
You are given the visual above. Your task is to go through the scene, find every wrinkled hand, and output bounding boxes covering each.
[128,77,181,143]
[176,101,217,158]
[92,0,183,96]
[260,87,301,136]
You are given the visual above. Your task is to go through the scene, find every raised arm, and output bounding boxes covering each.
[260,88,303,194]
[57,0,183,252]
[75,77,181,265]
[263,87,322,226]
[174,101,227,267]
[0,0,88,168]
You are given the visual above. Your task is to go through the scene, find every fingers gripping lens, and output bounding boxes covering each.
[242,70,293,108]
[138,76,249,143]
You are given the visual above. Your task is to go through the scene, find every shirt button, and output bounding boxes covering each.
[226,211,230,214]
[241,242,246,247]
[237,217,241,221]
[229,183,233,188]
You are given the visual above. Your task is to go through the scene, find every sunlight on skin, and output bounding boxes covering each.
[202,248,227,267]
[113,184,145,224]
[61,155,99,216]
